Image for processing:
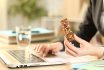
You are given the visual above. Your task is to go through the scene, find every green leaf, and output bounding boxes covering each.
[8,0,47,22]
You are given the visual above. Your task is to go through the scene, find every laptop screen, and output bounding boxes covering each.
[7,50,45,63]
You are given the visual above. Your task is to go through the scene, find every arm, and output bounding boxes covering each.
[71,0,97,47]
[76,0,97,42]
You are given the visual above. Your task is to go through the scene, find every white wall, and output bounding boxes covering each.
[0,0,17,30]
[63,0,88,18]
[44,0,64,16]
[0,0,8,30]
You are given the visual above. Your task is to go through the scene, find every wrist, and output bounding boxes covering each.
[54,42,64,51]
[58,41,65,51]
[50,42,63,51]
[98,47,104,59]
[56,42,63,51]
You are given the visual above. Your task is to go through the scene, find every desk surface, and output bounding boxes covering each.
[0,62,71,70]
[0,44,72,70]
[0,44,98,70]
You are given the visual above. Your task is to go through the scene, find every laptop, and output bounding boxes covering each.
[0,49,69,68]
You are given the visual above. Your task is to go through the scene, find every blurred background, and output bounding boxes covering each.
[1,0,102,45]
[0,0,89,30]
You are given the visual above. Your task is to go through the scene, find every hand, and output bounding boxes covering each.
[33,42,63,57]
[64,35,104,58]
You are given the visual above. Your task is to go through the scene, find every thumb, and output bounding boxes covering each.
[74,34,89,45]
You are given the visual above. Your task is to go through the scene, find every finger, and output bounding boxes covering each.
[33,45,36,50]
[65,46,78,57]
[74,35,89,45]
[38,46,46,57]
[64,38,78,53]
[34,44,40,52]
[36,44,42,52]
[43,44,50,57]
[37,44,45,53]
[80,44,85,48]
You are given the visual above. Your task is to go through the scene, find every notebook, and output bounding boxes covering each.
[0,49,69,68]
[0,28,54,44]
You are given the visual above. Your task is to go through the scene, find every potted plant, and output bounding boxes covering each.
[8,0,47,26]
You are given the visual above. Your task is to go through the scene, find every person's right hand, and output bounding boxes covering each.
[33,42,63,57]
[64,35,104,58]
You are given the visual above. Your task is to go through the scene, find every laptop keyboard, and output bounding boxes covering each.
[8,50,45,63]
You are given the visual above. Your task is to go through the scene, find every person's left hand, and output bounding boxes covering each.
[32,42,63,57]
[64,35,104,58]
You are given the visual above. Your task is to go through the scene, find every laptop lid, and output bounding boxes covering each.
[0,49,69,68]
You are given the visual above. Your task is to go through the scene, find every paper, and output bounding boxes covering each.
[45,52,98,63]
